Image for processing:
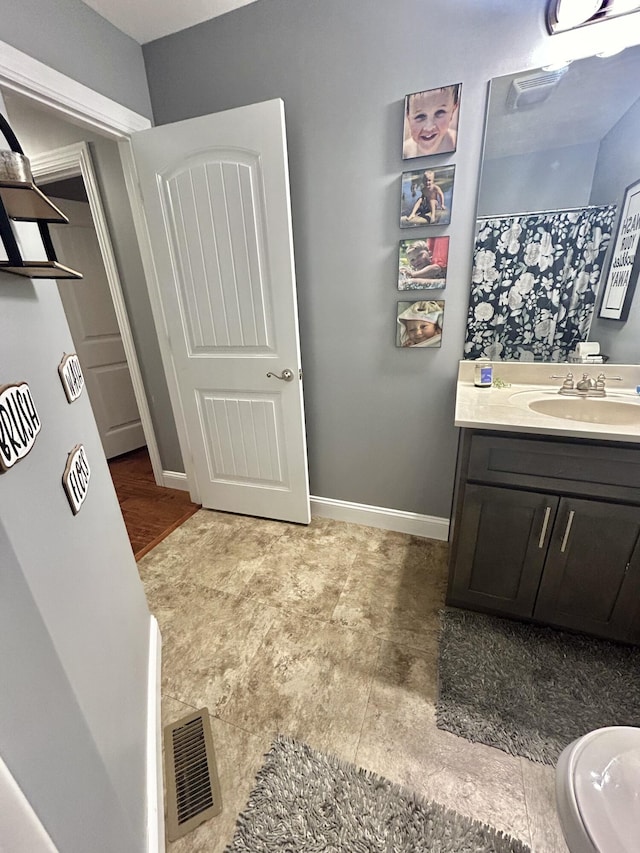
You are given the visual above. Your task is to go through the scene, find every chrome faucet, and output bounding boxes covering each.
[576,373,595,393]
[550,371,622,397]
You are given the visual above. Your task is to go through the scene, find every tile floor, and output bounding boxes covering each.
[138,509,569,853]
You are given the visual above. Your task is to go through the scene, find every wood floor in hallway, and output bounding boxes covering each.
[108,446,200,560]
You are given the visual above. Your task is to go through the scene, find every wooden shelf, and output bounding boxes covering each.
[0,260,82,279]
[0,181,69,223]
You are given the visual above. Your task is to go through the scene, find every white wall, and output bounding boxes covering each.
[0,126,152,850]
[588,95,640,362]
[478,142,599,217]
[0,0,152,119]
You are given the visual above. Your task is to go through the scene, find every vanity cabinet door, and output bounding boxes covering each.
[534,498,640,643]
[449,484,559,618]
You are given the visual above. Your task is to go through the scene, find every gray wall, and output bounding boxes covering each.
[478,142,599,217]
[0,207,151,848]
[143,0,629,518]
[0,0,152,119]
[588,96,640,363]
[4,92,184,471]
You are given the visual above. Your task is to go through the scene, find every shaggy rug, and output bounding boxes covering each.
[224,735,530,852]
[437,608,640,765]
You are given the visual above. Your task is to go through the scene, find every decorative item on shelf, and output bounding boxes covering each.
[0,113,82,280]
[0,151,68,223]
[58,353,85,403]
[0,381,41,471]
[62,444,91,514]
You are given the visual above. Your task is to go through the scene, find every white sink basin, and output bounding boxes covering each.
[508,390,640,426]
[528,397,640,425]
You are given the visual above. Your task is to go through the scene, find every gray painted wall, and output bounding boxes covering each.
[0,0,152,119]
[4,92,184,471]
[478,142,599,217]
[143,0,634,518]
[0,211,151,847]
[588,96,640,363]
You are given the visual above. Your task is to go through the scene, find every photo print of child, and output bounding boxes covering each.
[396,300,445,348]
[402,84,461,159]
[400,166,454,228]
[398,237,449,290]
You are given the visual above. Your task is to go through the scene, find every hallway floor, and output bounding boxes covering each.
[137,510,568,853]
[109,447,200,559]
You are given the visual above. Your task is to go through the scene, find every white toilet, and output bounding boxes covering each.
[555,726,640,853]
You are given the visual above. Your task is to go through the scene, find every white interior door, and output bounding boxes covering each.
[130,99,310,523]
[50,198,145,459]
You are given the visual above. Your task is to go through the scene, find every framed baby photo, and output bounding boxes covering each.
[396,299,445,348]
[400,165,455,228]
[398,236,449,290]
[402,83,461,159]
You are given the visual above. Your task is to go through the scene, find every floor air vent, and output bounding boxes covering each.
[164,708,222,841]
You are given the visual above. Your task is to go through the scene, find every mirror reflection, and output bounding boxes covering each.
[466,45,640,363]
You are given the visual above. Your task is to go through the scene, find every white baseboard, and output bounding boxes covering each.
[0,757,58,852]
[310,496,449,540]
[146,616,164,853]
[162,470,189,491]
[156,478,449,539]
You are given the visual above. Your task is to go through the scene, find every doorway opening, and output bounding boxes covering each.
[108,447,199,560]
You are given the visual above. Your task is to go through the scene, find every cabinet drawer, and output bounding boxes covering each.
[467,433,640,503]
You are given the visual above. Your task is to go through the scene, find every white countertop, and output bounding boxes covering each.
[454,361,640,444]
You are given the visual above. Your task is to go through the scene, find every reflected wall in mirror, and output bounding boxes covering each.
[466,45,640,364]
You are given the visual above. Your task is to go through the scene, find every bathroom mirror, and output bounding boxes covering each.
[468,44,640,363]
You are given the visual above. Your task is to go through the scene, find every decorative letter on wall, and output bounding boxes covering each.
[62,444,91,514]
[58,353,85,402]
[0,382,41,471]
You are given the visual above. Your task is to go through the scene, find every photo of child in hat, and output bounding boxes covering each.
[396,300,445,348]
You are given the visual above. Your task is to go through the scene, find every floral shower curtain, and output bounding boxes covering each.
[465,205,617,361]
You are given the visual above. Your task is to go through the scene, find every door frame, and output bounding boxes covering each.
[30,141,162,478]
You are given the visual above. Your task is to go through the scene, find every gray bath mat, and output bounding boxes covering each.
[437,607,640,765]
[224,734,530,852]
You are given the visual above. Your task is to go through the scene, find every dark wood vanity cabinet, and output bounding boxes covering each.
[447,431,640,644]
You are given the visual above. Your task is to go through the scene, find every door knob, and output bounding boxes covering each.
[266,368,294,382]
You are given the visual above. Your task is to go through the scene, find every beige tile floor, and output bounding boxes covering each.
[138,510,569,853]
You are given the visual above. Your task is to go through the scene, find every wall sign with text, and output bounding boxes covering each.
[58,353,85,403]
[0,382,41,471]
[599,178,640,321]
[62,444,91,514]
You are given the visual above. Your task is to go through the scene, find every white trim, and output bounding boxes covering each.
[310,496,449,540]
[162,470,190,491]
[118,139,201,504]
[0,755,58,852]
[0,41,151,138]
[30,142,165,486]
[146,616,164,853]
